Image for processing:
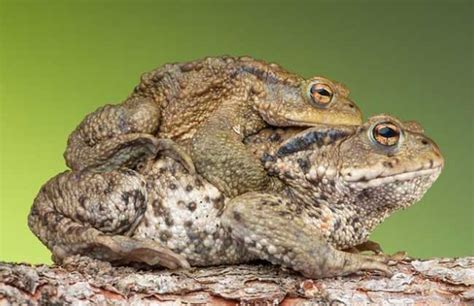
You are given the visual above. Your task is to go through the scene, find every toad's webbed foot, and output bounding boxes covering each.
[67,132,195,174]
[52,234,189,269]
[222,192,392,278]
[90,235,189,269]
[345,240,384,254]
[65,96,159,170]
[371,251,409,264]
[64,97,195,174]
[28,168,189,269]
[345,241,408,264]
[85,135,195,174]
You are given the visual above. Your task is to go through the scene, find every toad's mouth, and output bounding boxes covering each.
[287,119,360,127]
[345,166,443,188]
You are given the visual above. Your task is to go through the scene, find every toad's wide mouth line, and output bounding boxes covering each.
[346,166,443,186]
[287,119,360,127]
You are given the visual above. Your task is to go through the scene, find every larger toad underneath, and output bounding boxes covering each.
[30,115,443,278]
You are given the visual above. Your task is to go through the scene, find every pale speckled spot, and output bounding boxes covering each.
[267,245,277,254]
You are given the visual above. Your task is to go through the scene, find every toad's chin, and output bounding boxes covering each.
[346,166,443,209]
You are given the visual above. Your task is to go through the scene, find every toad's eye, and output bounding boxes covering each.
[309,83,333,107]
[372,122,401,146]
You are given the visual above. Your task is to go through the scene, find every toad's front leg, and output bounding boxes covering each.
[221,192,392,278]
[191,101,273,197]
[28,169,189,269]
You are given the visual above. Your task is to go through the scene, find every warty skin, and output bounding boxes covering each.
[29,114,443,278]
[64,56,362,197]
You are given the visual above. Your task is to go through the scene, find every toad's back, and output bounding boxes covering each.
[130,56,301,141]
[64,55,362,199]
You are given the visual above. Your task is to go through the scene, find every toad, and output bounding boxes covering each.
[64,56,362,196]
[30,114,443,278]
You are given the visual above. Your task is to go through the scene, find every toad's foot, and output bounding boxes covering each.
[84,135,195,174]
[65,96,194,174]
[222,192,392,278]
[65,96,160,171]
[96,235,190,269]
[371,251,409,264]
[51,234,189,269]
[345,240,384,254]
[344,241,408,264]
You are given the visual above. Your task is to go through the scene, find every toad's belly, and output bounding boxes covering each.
[132,158,255,266]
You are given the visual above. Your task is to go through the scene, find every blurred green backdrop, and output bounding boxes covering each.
[0,0,472,264]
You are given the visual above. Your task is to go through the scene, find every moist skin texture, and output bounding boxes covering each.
[64,56,362,197]
[30,114,443,278]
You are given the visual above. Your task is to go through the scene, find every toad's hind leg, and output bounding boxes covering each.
[28,169,189,269]
[65,96,194,174]
[191,104,272,197]
[221,192,392,278]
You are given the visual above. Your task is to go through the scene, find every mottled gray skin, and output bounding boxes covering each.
[29,115,444,278]
[64,56,362,197]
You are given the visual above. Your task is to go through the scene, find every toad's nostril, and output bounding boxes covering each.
[421,139,429,145]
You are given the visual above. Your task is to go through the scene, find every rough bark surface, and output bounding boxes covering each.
[0,256,473,305]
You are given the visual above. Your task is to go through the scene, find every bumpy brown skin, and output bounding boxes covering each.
[64,56,362,196]
[30,115,444,278]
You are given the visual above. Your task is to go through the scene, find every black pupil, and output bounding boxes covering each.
[311,86,331,97]
[378,126,398,138]
[317,88,330,96]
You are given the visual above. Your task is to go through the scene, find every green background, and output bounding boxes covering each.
[0,0,472,264]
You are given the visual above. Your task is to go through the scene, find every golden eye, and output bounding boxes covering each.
[309,83,333,107]
[372,122,401,146]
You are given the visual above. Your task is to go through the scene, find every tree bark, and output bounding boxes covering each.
[0,256,472,305]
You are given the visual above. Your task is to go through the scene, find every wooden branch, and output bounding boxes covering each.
[1,257,472,304]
